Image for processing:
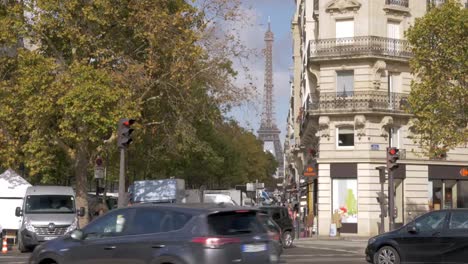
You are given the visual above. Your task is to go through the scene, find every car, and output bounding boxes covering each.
[259,206,295,247]
[366,209,468,264]
[258,213,283,256]
[29,203,280,264]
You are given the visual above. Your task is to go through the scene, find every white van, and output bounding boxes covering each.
[15,186,85,252]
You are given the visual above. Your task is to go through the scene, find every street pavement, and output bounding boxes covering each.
[0,238,369,264]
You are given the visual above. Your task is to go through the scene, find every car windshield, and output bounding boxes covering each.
[208,211,265,236]
[25,195,75,214]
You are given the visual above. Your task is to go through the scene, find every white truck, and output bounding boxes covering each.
[0,169,31,244]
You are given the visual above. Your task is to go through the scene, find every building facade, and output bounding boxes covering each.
[285,0,468,237]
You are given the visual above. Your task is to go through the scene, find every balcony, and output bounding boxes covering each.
[308,91,410,115]
[386,0,409,7]
[309,36,412,61]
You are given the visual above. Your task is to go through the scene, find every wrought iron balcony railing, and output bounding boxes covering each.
[386,0,409,7]
[309,36,412,60]
[308,91,410,114]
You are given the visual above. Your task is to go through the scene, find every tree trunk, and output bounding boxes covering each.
[75,146,90,227]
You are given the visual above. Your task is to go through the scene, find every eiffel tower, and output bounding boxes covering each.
[258,18,284,178]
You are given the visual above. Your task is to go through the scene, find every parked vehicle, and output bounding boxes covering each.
[29,204,280,264]
[15,186,85,252]
[258,213,283,255]
[366,209,468,264]
[259,206,295,247]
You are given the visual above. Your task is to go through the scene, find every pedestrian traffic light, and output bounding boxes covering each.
[117,118,135,149]
[386,147,399,170]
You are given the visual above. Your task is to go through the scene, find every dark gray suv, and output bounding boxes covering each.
[29,203,280,264]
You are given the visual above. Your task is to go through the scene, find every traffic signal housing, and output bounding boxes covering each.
[117,118,135,149]
[376,191,388,218]
[386,147,400,170]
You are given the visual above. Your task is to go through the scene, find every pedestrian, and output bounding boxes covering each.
[306,210,315,237]
[332,209,342,236]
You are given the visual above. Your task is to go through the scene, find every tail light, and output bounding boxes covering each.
[191,237,241,249]
[268,231,280,241]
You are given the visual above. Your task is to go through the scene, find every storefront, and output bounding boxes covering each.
[428,165,468,210]
[331,163,358,233]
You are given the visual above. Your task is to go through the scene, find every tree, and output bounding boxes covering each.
[406,0,468,158]
[0,0,259,226]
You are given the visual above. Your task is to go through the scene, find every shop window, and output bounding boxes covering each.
[332,179,358,224]
[337,127,354,148]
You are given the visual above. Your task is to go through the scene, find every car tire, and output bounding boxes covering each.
[18,234,30,253]
[282,231,293,248]
[373,246,400,264]
[154,256,185,264]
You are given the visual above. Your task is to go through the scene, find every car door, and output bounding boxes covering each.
[113,208,194,264]
[396,211,449,263]
[64,209,135,264]
[442,210,468,263]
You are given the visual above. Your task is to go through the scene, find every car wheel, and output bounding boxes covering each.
[373,246,400,264]
[282,231,293,248]
[18,235,30,253]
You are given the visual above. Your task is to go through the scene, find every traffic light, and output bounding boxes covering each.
[117,118,135,149]
[386,147,399,170]
[376,192,388,218]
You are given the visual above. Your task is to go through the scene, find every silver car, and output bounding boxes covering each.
[29,204,280,264]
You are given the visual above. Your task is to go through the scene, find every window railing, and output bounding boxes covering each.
[386,0,409,7]
[309,36,412,60]
[308,91,410,114]
[427,0,446,9]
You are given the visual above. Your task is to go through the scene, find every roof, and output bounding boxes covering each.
[0,169,31,198]
[26,185,75,196]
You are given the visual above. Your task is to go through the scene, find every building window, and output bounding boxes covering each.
[332,179,358,224]
[337,127,354,148]
[387,21,400,39]
[390,127,400,148]
[337,70,354,97]
[335,19,354,39]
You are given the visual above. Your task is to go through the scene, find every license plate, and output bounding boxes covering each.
[242,244,266,252]
[44,236,57,241]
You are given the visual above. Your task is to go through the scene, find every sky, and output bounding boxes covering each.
[228,0,296,143]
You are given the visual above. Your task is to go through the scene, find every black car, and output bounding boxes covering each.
[29,204,280,264]
[259,206,295,247]
[366,209,468,264]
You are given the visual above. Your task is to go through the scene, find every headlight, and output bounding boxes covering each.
[66,218,78,234]
[24,218,35,232]
[368,237,377,245]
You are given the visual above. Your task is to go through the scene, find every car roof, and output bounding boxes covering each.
[26,186,75,196]
[130,203,260,215]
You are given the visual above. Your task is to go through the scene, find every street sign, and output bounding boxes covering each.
[303,165,317,177]
[94,167,105,179]
[371,144,379,151]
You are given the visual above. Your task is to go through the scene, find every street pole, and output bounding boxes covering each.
[296,172,301,239]
[117,148,126,208]
[388,168,394,231]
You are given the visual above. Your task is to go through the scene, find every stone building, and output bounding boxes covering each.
[284,0,468,237]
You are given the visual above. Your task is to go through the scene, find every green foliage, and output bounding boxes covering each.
[406,0,468,158]
[345,189,357,216]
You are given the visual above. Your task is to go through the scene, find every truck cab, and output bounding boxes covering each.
[15,186,85,252]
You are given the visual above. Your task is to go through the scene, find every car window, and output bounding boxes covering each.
[449,211,468,230]
[272,211,281,220]
[128,208,192,235]
[414,211,447,233]
[208,211,265,236]
[83,209,132,240]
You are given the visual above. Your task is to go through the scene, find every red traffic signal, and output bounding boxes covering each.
[386,147,399,170]
[389,148,397,156]
[123,120,135,127]
[118,118,136,149]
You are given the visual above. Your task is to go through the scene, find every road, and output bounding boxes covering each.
[0,239,368,264]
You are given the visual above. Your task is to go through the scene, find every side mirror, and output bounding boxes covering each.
[15,207,23,217]
[70,229,84,240]
[407,223,418,234]
[77,207,86,217]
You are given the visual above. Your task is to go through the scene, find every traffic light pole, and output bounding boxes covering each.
[388,168,395,231]
[117,148,126,208]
